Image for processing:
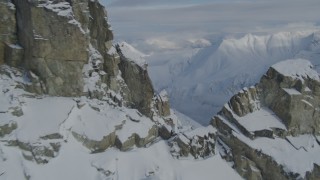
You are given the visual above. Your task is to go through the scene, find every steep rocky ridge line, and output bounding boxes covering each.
[212,59,320,179]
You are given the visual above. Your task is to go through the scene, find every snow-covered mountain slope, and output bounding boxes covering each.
[0,65,241,180]
[213,59,320,179]
[150,30,320,124]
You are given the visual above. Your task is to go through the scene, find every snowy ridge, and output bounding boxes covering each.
[272,59,320,82]
[153,30,320,124]
[117,42,147,68]
[0,65,242,180]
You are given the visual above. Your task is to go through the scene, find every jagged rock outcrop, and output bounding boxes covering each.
[169,126,216,159]
[116,44,155,117]
[212,59,320,179]
[154,90,171,117]
[229,86,260,117]
[259,60,320,135]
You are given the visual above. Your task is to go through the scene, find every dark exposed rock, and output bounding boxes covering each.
[169,127,215,159]
[306,164,320,180]
[13,0,89,96]
[72,131,116,153]
[158,125,172,140]
[253,129,273,138]
[7,139,60,164]
[0,121,17,137]
[154,90,171,117]
[0,0,17,65]
[4,43,24,67]
[117,45,155,117]
[115,125,158,151]
[229,86,260,117]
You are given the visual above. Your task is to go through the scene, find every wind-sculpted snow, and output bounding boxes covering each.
[156,30,320,124]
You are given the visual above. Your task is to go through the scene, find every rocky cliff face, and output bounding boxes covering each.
[0,0,169,119]
[259,60,320,136]
[0,0,174,157]
[213,59,320,179]
[0,0,17,65]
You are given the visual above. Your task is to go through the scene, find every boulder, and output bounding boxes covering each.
[115,125,158,151]
[72,131,116,153]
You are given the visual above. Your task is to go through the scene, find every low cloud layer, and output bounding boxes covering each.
[101,0,320,122]
[105,0,320,41]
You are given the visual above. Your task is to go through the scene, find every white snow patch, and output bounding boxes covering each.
[287,135,318,151]
[272,59,319,82]
[282,88,301,95]
[236,133,320,177]
[159,89,169,102]
[16,97,75,142]
[107,45,117,55]
[237,107,286,132]
[304,87,312,92]
[8,44,23,49]
[301,99,313,108]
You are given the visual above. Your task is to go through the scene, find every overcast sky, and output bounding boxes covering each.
[101,0,320,44]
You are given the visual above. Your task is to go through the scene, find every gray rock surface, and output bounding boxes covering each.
[13,0,88,96]
[4,43,24,67]
[0,0,17,65]
[169,127,215,159]
[116,44,155,117]
[259,65,320,135]
[212,59,320,179]
[154,90,171,117]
